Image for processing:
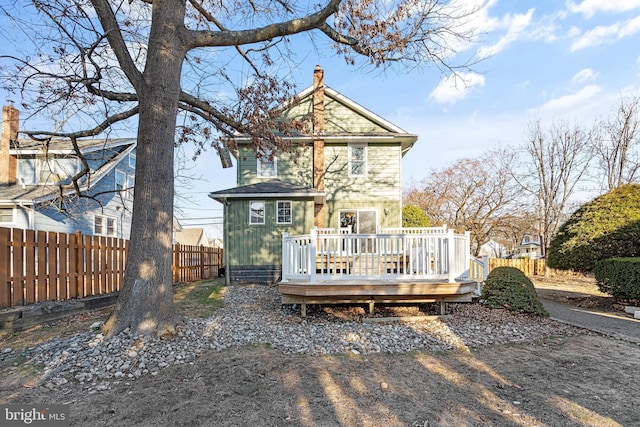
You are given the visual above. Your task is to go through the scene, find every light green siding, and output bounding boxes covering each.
[324,96,388,133]
[237,145,313,187]
[224,199,315,266]
[324,144,401,200]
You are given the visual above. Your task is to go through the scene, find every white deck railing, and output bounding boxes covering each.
[281,227,488,285]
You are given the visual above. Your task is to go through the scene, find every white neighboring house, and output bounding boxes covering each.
[516,234,544,259]
[479,240,507,258]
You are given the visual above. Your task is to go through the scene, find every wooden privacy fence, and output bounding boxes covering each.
[489,257,546,276]
[0,227,223,309]
[173,243,223,284]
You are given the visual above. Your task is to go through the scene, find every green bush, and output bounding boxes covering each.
[402,204,431,228]
[481,266,548,316]
[593,258,640,301]
[547,184,640,272]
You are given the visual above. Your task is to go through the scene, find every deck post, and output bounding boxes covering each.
[482,255,489,280]
[447,228,456,283]
[310,228,317,284]
[281,232,289,283]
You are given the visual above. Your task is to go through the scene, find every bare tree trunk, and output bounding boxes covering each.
[104,0,186,336]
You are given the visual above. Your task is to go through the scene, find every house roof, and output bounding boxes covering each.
[229,86,418,156]
[0,140,136,205]
[175,228,206,246]
[208,179,325,203]
[11,137,136,155]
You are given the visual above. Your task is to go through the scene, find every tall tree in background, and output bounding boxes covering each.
[1,0,482,336]
[405,149,518,256]
[515,119,594,257]
[593,95,640,191]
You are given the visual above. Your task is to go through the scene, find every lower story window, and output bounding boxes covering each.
[94,215,117,237]
[0,207,14,223]
[249,201,265,225]
[277,201,292,224]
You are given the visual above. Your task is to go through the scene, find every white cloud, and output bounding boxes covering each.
[429,72,486,106]
[537,84,602,113]
[570,15,640,50]
[567,0,640,18]
[572,68,598,84]
[477,8,535,58]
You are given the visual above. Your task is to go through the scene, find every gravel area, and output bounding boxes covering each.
[0,284,585,391]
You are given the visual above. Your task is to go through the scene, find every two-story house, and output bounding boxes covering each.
[0,105,136,238]
[209,66,418,284]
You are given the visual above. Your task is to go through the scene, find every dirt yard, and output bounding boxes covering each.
[1,277,639,427]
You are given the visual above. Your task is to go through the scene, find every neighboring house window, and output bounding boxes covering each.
[257,153,277,178]
[39,156,80,184]
[127,176,135,200]
[249,201,265,225]
[17,158,37,185]
[277,201,292,224]
[94,215,116,237]
[0,207,14,223]
[115,171,126,193]
[348,144,367,177]
[129,153,136,169]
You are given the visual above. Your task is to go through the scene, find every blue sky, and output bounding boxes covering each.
[181,0,640,238]
[3,0,640,238]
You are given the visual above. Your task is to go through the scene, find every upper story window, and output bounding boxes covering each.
[348,144,367,177]
[257,152,277,178]
[38,156,81,184]
[127,176,135,200]
[115,171,126,193]
[129,153,136,169]
[277,201,292,224]
[94,215,116,237]
[249,201,265,225]
[0,207,15,224]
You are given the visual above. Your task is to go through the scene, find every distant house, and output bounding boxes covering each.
[516,234,544,259]
[209,66,418,283]
[0,105,136,238]
[175,227,208,247]
[208,237,223,249]
[479,240,507,258]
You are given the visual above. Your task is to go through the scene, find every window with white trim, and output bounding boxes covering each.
[127,176,135,200]
[348,144,367,177]
[277,201,292,224]
[129,153,136,169]
[257,153,277,178]
[94,215,117,237]
[0,207,15,223]
[249,201,265,225]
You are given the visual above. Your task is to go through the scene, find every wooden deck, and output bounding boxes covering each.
[279,279,477,316]
[280,227,487,316]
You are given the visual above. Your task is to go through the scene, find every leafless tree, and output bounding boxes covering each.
[405,149,520,256]
[515,119,594,257]
[1,0,484,336]
[593,94,640,191]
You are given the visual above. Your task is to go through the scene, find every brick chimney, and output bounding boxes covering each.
[0,105,18,186]
[312,65,325,227]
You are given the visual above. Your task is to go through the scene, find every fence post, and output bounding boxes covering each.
[200,245,205,280]
[173,243,180,282]
[0,227,11,308]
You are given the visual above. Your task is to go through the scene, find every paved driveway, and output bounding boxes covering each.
[542,299,640,344]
